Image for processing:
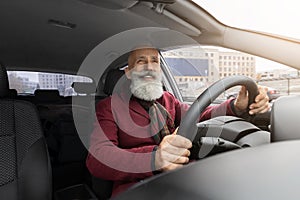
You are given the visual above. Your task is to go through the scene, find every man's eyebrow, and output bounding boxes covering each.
[135,55,159,61]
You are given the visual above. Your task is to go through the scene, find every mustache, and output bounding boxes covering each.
[131,70,160,80]
[132,71,157,78]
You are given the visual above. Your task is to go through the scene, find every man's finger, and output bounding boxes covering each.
[161,144,190,157]
[165,135,192,149]
[249,102,270,115]
[161,151,189,164]
[250,97,268,109]
[255,86,268,103]
[238,86,247,97]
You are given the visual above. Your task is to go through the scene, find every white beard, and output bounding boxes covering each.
[130,70,163,101]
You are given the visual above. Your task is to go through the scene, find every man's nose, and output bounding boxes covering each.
[144,63,156,71]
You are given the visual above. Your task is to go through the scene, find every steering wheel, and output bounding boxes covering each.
[177,75,259,142]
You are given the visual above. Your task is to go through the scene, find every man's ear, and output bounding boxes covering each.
[124,67,131,79]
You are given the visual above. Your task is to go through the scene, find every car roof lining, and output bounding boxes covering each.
[0,0,211,75]
[0,1,159,73]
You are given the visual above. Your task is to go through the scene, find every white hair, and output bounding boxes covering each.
[130,70,163,101]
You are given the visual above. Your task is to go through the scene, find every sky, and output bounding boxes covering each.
[193,0,300,39]
[193,0,300,72]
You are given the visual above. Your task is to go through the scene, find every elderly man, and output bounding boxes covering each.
[86,48,269,197]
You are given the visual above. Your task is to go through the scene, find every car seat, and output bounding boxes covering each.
[0,65,52,200]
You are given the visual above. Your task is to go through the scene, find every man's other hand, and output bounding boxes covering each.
[234,85,270,115]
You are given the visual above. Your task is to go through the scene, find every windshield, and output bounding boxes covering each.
[193,0,300,40]
[162,46,299,103]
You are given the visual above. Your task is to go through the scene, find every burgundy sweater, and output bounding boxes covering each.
[86,91,235,197]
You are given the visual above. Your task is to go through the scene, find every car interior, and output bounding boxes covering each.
[0,64,52,200]
[1,0,300,200]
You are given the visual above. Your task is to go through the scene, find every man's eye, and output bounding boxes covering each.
[137,60,145,64]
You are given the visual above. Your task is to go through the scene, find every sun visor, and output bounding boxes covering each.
[131,2,201,37]
[78,0,138,10]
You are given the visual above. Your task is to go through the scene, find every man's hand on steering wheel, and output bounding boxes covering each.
[154,128,192,172]
[234,85,270,115]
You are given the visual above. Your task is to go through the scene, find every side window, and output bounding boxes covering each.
[7,71,93,96]
[162,47,211,102]
[162,46,298,103]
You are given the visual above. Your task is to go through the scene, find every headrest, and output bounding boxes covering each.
[72,82,96,95]
[0,65,9,98]
[103,69,125,95]
[34,89,61,103]
[8,89,17,98]
[271,95,300,142]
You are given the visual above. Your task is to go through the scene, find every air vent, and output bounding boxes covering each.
[48,19,76,29]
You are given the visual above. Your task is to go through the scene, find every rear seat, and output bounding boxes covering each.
[27,89,93,191]
[8,88,17,98]
[14,71,125,198]
[11,85,101,198]
[34,89,64,104]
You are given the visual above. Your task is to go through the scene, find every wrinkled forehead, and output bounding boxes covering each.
[130,48,160,61]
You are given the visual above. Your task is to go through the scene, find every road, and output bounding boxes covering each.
[258,77,300,96]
